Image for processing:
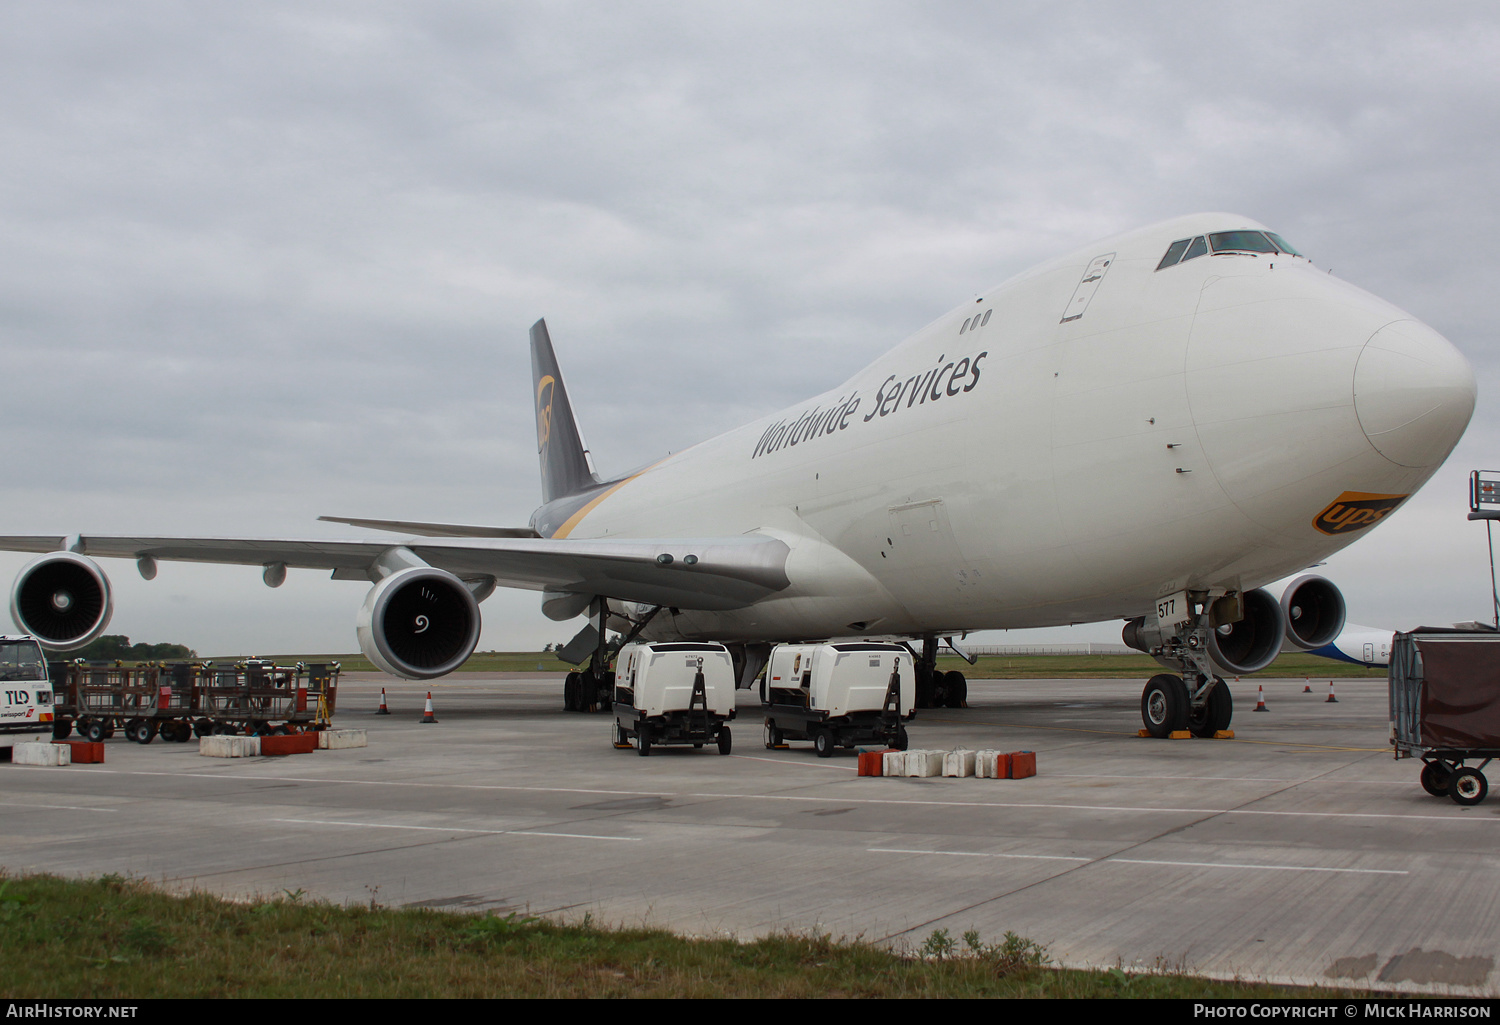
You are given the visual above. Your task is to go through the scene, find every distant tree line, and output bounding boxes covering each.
[58,635,197,661]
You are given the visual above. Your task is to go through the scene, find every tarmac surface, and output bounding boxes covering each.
[3,672,1498,994]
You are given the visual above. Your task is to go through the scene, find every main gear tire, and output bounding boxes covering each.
[1141,674,1189,738]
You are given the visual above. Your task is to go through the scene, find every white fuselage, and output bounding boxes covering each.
[553,214,1476,643]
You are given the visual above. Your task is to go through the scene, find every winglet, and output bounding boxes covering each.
[530,319,601,504]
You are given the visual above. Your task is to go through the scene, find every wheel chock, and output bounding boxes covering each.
[1213,729,1235,739]
[1169,730,1192,739]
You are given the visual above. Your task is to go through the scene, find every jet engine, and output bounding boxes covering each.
[355,565,482,680]
[1205,587,1286,675]
[9,552,113,650]
[1279,574,1347,650]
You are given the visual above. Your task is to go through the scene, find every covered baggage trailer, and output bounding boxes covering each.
[611,642,736,756]
[1390,628,1500,805]
[762,642,913,757]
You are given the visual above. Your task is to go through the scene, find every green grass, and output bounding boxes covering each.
[0,874,1363,999]
[180,650,1385,679]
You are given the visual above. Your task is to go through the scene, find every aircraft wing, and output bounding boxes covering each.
[0,533,791,611]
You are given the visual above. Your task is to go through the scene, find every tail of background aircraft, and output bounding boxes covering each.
[530,319,601,503]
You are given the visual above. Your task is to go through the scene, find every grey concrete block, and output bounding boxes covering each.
[198,735,261,758]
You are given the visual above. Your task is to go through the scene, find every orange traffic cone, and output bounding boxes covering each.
[377,688,391,715]
[1303,677,1312,693]
[1326,680,1338,703]
[420,692,439,723]
[1253,685,1268,712]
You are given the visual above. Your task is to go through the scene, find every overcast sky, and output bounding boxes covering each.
[2,2,1498,655]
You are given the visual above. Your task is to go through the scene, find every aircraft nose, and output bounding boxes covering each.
[1353,320,1476,468]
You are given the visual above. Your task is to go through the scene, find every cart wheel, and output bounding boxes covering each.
[1450,768,1488,806]
[764,722,782,750]
[894,726,909,751]
[73,716,90,737]
[101,722,115,739]
[637,731,651,757]
[814,730,834,758]
[84,720,107,744]
[139,720,157,745]
[157,723,175,743]
[718,726,732,756]
[194,718,212,738]
[52,718,72,741]
[1421,761,1453,798]
[211,724,232,736]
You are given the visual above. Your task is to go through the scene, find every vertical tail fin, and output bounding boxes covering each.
[530,319,600,503]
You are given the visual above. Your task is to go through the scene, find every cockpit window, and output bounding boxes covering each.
[1209,230,1278,254]
[1157,229,1306,270]
[1156,238,1191,271]
[1264,232,1303,258]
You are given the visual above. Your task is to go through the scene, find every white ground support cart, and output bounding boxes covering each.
[0,636,54,736]
[611,641,737,757]
[761,642,914,757]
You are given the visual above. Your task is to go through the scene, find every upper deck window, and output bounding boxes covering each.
[1156,229,1306,270]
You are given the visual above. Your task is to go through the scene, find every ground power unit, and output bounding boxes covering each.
[611,641,737,756]
[762,642,914,756]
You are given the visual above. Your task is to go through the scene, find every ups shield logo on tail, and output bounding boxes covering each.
[1312,491,1408,535]
[535,375,555,454]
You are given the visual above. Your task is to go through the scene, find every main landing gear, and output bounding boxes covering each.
[1140,672,1232,738]
[911,634,968,709]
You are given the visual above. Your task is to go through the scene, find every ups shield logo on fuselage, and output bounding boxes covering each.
[1312,491,1409,536]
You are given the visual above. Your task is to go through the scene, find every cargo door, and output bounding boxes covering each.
[885,499,971,620]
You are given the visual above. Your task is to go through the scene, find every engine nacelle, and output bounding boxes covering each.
[356,566,481,680]
[1206,587,1286,675]
[1279,574,1347,650]
[10,552,113,650]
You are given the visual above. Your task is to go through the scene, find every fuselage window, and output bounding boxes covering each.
[980,309,992,326]
[960,317,971,334]
[1156,238,1191,270]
